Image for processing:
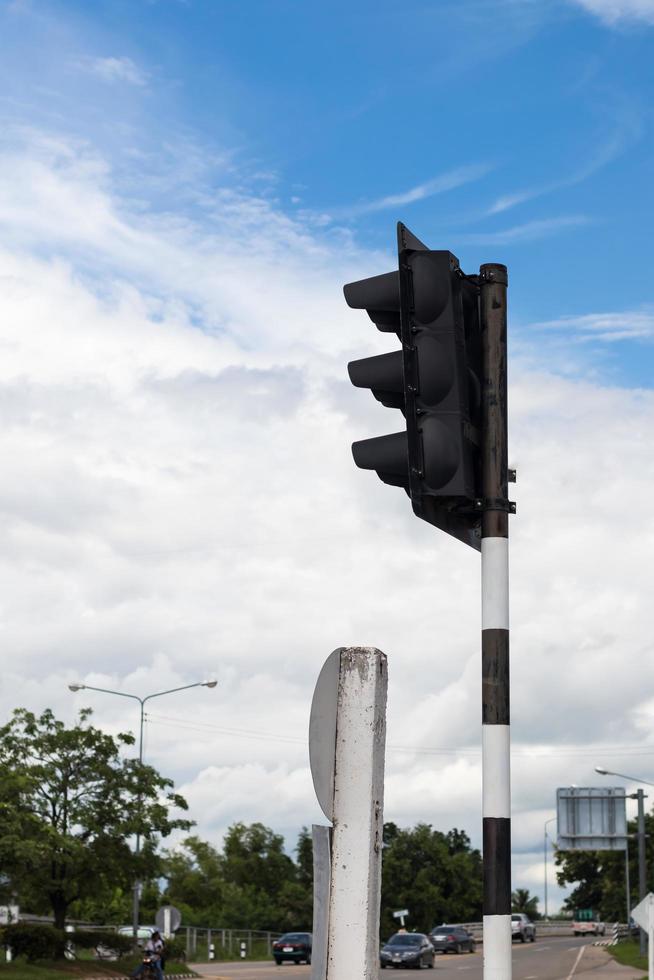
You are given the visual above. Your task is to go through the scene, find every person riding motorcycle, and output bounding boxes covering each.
[131,931,165,980]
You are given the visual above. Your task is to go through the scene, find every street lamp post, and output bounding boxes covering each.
[595,766,652,956]
[69,679,217,937]
[544,816,556,920]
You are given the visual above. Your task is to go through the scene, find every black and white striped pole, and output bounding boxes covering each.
[480,264,512,980]
[344,230,514,976]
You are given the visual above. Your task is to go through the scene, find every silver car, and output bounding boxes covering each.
[511,914,536,942]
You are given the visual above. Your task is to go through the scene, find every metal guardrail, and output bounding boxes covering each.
[437,921,627,944]
[11,915,632,958]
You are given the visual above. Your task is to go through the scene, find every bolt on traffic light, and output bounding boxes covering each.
[345,223,483,548]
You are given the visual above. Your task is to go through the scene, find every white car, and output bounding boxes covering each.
[511,914,536,942]
[117,926,158,946]
[95,927,155,961]
[572,920,605,936]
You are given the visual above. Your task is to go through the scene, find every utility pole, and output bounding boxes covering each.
[544,817,556,920]
[636,789,648,957]
[479,264,511,980]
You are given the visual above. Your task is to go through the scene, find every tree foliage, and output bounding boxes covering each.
[511,888,540,919]
[161,820,481,936]
[0,715,488,940]
[555,810,654,920]
[380,822,482,937]
[161,824,313,931]
[0,708,192,927]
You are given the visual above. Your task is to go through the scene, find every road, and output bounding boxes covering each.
[193,936,636,980]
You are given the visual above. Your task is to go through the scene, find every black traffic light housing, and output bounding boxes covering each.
[345,222,483,549]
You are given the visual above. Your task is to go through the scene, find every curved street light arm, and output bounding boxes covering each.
[71,684,144,707]
[141,682,210,706]
[596,767,654,788]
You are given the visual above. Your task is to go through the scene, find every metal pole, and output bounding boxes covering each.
[132,697,145,938]
[625,841,631,932]
[637,789,647,957]
[69,680,216,942]
[543,818,555,920]
[479,263,511,980]
[543,817,556,920]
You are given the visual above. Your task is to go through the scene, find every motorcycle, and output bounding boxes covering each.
[140,953,161,979]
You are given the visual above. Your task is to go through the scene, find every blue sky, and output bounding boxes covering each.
[0,0,653,915]
[2,0,653,390]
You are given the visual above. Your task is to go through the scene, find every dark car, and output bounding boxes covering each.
[429,924,476,954]
[380,932,435,969]
[272,931,312,965]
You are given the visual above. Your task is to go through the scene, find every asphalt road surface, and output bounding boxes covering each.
[194,936,623,980]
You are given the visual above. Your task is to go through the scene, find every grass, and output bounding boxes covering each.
[608,938,648,974]
[0,959,194,980]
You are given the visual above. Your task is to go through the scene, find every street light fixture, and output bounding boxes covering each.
[595,765,651,955]
[69,678,218,937]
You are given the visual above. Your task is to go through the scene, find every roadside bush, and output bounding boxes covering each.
[163,938,186,960]
[0,923,65,960]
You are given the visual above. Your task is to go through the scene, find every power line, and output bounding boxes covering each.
[145,712,654,762]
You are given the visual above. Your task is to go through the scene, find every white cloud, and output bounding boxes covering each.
[571,0,654,23]
[327,164,492,219]
[527,308,654,341]
[0,126,652,918]
[461,214,590,244]
[486,105,643,216]
[75,55,149,86]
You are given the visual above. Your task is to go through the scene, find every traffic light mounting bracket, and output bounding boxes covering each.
[472,497,516,514]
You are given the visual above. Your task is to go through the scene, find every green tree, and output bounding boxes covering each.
[0,708,192,928]
[220,822,299,929]
[163,823,312,930]
[555,850,605,914]
[555,810,654,920]
[380,823,482,937]
[162,836,226,925]
[295,826,313,893]
[511,888,540,919]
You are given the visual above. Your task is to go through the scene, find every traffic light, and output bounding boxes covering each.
[345,223,483,549]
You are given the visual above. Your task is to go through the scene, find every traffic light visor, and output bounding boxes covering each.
[352,431,408,476]
[343,271,399,311]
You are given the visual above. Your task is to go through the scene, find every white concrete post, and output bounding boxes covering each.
[311,824,331,980]
[326,647,387,980]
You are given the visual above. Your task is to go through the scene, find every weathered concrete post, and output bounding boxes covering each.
[309,647,388,980]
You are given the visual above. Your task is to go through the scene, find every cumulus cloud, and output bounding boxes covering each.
[0,126,652,915]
